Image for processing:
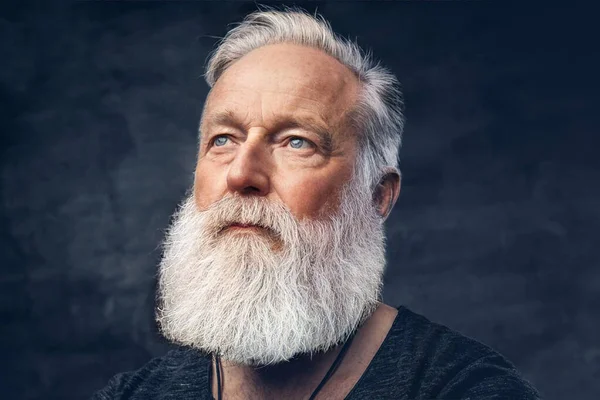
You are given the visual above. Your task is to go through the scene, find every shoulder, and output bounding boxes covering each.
[351,306,540,399]
[90,347,211,400]
[399,306,540,399]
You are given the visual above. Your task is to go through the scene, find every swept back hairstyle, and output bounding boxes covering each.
[204,8,405,190]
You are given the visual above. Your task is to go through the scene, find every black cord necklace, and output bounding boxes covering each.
[212,333,357,400]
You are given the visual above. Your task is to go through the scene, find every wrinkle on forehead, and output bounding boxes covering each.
[205,43,360,138]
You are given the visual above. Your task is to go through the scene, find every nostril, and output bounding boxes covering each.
[243,186,262,194]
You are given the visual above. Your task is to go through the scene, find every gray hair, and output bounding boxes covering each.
[204,8,405,189]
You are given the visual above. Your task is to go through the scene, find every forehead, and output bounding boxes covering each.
[203,43,360,134]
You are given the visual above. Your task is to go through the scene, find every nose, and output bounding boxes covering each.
[226,138,270,196]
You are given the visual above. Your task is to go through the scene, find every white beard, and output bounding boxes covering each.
[157,176,386,366]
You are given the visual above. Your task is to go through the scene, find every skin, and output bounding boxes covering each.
[193,43,401,399]
[196,43,358,220]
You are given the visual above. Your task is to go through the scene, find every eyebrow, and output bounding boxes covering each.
[204,109,334,154]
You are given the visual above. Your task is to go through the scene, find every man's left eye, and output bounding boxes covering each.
[213,135,229,147]
[289,137,310,149]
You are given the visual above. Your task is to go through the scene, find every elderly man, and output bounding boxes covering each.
[93,9,539,400]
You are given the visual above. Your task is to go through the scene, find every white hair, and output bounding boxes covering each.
[157,173,385,365]
[204,7,405,189]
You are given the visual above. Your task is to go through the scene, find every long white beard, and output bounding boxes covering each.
[157,177,386,366]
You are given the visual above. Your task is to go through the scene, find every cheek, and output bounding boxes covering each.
[277,172,350,219]
[193,161,226,210]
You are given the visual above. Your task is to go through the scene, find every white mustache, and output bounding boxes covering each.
[199,195,300,244]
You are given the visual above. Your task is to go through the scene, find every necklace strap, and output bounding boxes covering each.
[213,332,356,400]
[214,354,223,400]
[308,332,356,400]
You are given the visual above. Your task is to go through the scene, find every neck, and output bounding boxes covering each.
[213,343,347,399]
[211,303,398,400]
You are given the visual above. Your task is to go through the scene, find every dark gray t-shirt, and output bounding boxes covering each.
[92,306,540,399]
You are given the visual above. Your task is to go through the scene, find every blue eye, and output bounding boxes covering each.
[214,136,229,147]
[289,138,307,149]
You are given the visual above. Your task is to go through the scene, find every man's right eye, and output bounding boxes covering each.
[213,136,229,147]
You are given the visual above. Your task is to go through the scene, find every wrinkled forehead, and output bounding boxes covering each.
[202,43,361,135]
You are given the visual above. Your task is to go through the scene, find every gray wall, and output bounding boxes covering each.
[1,2,598,399]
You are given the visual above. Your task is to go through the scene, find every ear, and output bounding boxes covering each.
[373,167,401,221]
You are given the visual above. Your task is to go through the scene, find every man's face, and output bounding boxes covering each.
[157,43,387,366]
[194,43,361,220]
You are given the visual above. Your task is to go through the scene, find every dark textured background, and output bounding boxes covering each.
[1,1,598,399]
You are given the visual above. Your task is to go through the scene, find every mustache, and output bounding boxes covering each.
[197,195,300,242]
